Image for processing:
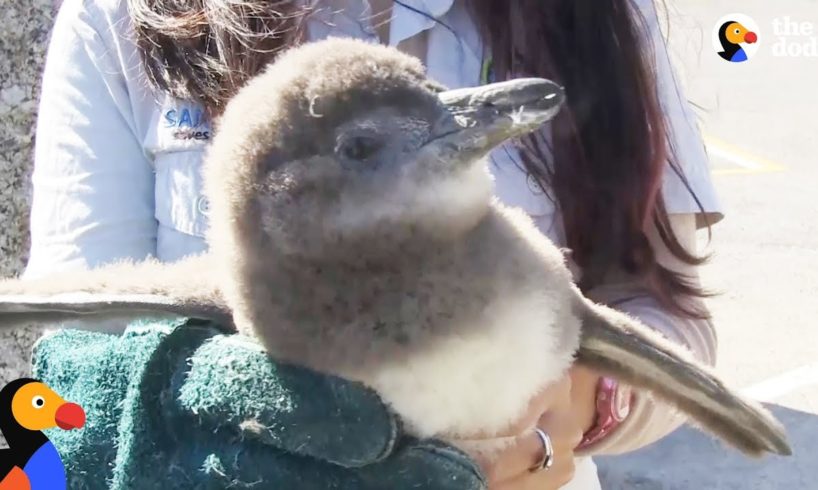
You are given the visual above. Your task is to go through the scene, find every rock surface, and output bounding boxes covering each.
[0,0,55,446]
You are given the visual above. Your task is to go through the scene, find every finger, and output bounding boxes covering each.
[538,408,585,452]
[570,364,598,384]
[477,418,581,485]
[472,429,548,483]
[544,373,574,411]
[568,365,601,433]
[493,451,577,490]
[493,375,574,438]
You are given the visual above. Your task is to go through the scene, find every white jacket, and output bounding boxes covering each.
[27,0,721,276]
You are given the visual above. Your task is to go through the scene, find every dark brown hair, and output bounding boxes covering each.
[466,1,709,317]
[129,0,310,112]
[128,0,709,317]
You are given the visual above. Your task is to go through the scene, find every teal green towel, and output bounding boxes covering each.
[32,319,485,489]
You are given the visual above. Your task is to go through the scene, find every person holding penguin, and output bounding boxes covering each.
[26,0,724,488]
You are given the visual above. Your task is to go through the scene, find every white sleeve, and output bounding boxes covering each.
[634,0,724,227]
[25,0,157,278]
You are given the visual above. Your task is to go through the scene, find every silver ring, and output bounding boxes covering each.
[530,428,554,473]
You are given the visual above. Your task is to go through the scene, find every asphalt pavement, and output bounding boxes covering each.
[596,1,818,488]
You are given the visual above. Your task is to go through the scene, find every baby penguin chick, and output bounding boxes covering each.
[0,38,789,458]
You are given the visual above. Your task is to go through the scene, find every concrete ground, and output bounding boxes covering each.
[597,1,818,488]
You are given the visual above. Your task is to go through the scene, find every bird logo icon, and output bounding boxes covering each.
[0,379,85,490]
[714,15,760,63]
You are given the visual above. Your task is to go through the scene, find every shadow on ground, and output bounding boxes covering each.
[596,404,816,489]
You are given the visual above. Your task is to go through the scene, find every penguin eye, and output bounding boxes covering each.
[32,396,45,409]
[735,28,741,34]
[338,136,382,162]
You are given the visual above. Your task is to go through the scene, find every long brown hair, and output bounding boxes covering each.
[129,0,310,112]
[466,1,710,318]
[128,0,709,317]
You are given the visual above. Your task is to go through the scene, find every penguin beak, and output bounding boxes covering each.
[745,31,758,44]
[55,402,86,430]
[428,78,565,160]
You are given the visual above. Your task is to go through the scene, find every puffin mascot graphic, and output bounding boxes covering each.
[718,20,758,62]
[0,379,85,490]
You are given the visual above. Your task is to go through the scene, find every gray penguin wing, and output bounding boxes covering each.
[575,296,791,457]
[0,292,234,331]
[0,254,234,331]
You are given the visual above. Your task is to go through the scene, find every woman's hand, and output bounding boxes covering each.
[457,367,601,489]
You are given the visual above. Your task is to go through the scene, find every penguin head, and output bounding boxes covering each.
[3,379,85,432]
[205,38,564,264]
[720,21,758,47]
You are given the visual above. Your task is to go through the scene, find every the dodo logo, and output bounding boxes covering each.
[713,14,761,63]
[0,379,85,490]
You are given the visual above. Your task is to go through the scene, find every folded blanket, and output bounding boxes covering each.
[32,318,485,489]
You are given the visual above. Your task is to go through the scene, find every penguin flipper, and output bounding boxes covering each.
[575,297,791,457]
[0,293,234,332]
[0,255,234,332]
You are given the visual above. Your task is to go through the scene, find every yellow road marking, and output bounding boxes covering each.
[704,135,787,175]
